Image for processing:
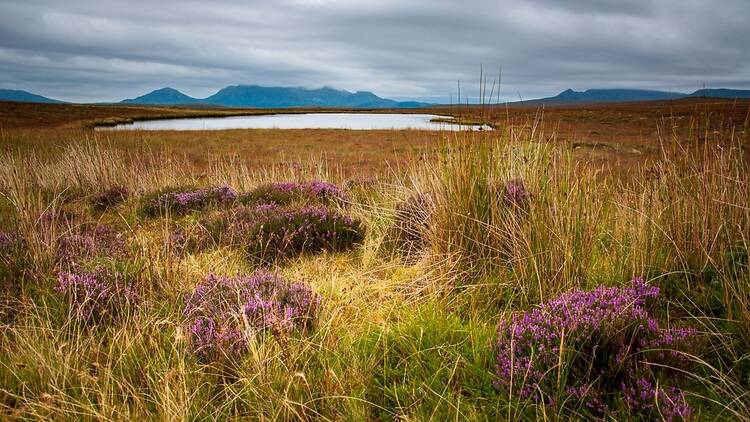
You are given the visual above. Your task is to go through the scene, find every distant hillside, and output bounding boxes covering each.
[121,85,429,108]
[526,88,685,105]
[121,87,200,105]
[0,89,65,104]
[688,88,750,99]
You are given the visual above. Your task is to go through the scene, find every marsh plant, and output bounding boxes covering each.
[56,224,126,264]
[240,180,350,206]
[91,185,130,211]
[494,277,695,420]
[389,192,435,261]
[245,206,365,261]
[183,271,321,363]
[143,185,238,216]
[55,267,138,325]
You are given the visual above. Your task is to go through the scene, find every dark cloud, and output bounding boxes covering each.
[0,0,747,102]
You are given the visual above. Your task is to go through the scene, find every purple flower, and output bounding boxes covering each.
[245,206,365,261]
[144,185,238,215]
[183,271,321,362]
[56,224,126,264]
[56,267,137,324]
[240,181,350,206]
[503,178,529,206]
[494,277,695,418]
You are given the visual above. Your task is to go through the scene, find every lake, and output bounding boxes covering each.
[98,113,490,131]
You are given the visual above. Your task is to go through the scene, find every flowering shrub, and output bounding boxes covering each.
[56,225,126,264]
[55,267,137,324]
[494,277,695,420]
[92,185,130,211]
[390,193,434,260]
[503,178,530,206]
[245,206,365,261]
[183,271,321,362]
[240,181,349,206]
[143,185,238,216]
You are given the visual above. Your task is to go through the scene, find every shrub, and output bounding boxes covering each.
[240,181,349,206]
[494,277,696,420]
[56,224,126,264]
[91,185,130,211]
[143,185,238,216]
[183,271,321,362]
[502,178,530,207]
[55,267,138,324]
[245,206,365,261]
[390,193,434,260]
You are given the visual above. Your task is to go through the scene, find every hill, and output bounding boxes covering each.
[0,89,65,104]
[121,87,201,105]
[688,88,750,99]
[121,85,429,108]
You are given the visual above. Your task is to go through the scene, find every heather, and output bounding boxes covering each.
[0,110,748,420]
[91,185,129,210]
[243,205,365,261]
[183,271,321,362]
[240,180,350,206]
[142,184,238,215]
[56,224,126,264]
[55,266,138,324]
[494,277,695,419]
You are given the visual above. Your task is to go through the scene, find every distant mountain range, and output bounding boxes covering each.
[2,86,750,107]
[0,89,66,104]
[522,88,750,105]
[120,85,428,108]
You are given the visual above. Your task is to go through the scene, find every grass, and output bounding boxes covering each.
[0,100,749,420]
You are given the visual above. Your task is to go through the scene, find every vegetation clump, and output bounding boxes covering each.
[56,224,126,264]
[55,267,138,324]
[91,185,130,211]
[183,271,321,363]
[494,277,696,419]
[143,185,238,215]
[245,206,365,261]
[240,180,349,206]
[390,192,434,260]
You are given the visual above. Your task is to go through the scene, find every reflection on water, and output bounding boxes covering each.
[98,113,491,131]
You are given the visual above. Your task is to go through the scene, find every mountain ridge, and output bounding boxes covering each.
[0,89,66,104]
[122,85,429,108]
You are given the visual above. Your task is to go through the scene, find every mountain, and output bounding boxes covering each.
[688,88,750,99]
[121,85,428,108]
[526,88,685,105]
[121,87,200,105]
[0,89,65,104]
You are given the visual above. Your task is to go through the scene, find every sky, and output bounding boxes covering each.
[0,0,748,103]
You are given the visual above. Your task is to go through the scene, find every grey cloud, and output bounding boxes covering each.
[0,0,747,103]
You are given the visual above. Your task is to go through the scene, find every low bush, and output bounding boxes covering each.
[55,266,138,325]
[494,277,696,420]
[142,185,238,216]
[56,224,126,264]
[91,185,130,211]
[183,271,321,363]
[245,206,365,261]
[240,181,349,206]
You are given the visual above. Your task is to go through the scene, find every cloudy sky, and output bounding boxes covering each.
[1,0,748,103]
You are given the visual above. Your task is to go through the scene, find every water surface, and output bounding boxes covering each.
[99,113,490,131]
